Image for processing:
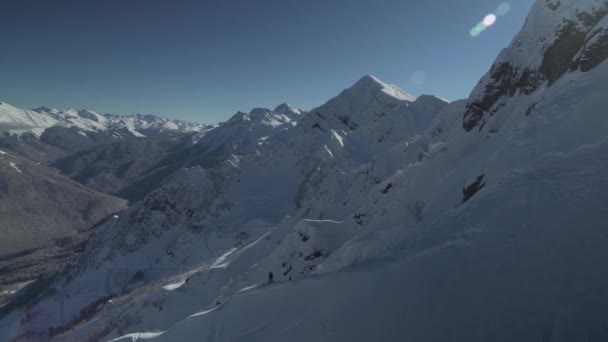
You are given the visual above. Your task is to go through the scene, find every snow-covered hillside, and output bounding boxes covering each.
[2,1,608,341]
[1,73,451,341]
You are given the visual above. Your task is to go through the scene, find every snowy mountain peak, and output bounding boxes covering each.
[227,111,250,123]
[414,94,449,104]
[296,75,422,136]
[273,103,304,117]
[227,105,300,128]
[350,75,416,102]
[249,107,274,118]
[353,74,384,86]
[32,106,59,114]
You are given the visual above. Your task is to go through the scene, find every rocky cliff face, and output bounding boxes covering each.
[463,0,608,131]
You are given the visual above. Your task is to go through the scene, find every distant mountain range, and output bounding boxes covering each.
[0,102,210,138]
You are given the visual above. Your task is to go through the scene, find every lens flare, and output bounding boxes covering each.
[470,24,483,37]
[470,13,499,37]
[483,14,497,27]
[470,22,487,37]
[497,2,512,16]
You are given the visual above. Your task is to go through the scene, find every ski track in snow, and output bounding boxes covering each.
[9,162,22,174]
[107,331,165,342]
[162,281,186,291]
[301,219,343,224]
[210,248,238,269]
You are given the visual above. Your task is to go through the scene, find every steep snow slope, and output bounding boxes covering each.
[118,2,608,340]
[113,27,608,342]
[0,103,57,137]
[150,142,608,341]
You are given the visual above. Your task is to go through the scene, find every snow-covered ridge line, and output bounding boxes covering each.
[0,101,211,137]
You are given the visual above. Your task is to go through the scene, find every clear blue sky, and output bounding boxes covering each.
[0,0,533,123]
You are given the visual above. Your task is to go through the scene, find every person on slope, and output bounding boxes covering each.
[268,271,274,284]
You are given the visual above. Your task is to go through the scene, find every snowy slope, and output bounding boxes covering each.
[0,102,58,137]
[2,1,608,341]
[117,21,608,342]
[0,75,452,341]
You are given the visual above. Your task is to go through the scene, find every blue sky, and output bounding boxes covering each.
[0,0,533,123]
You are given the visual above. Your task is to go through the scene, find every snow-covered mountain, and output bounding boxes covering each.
[0,101,216,170]
[188,102,304,160]
[2,1,608,341]
[0,102,209,138]
[0,102,219,201]
[0,75,458,340]
[43,104,304,202]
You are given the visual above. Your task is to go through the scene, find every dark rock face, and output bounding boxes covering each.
[462,175,486,203]
[579,31,608,71]
[463,2,608,132]
[463,64,539,131]
[546,1,562,11]
[540,21,588,85]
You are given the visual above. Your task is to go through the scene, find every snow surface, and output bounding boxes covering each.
[162,281,186,292]
[8,162,22,174]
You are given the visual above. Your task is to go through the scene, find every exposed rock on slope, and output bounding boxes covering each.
[463,0,608,131]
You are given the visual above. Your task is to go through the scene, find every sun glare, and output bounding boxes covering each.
[470,2,512,38]
[483,14,497,27]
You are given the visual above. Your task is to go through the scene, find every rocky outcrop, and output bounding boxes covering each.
[463,0,608,131]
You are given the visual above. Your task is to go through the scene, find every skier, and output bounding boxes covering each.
[268,271,274,284]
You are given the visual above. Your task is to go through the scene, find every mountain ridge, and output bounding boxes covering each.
[0,101,211,138]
